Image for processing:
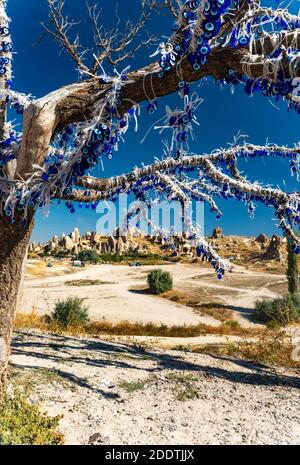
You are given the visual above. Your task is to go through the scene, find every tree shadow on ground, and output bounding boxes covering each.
[11,330,300,393]
[129,288,151,295]
[10,362,121,400]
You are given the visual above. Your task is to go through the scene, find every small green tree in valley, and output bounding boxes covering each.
[52,298,89,328]
[147,270,173,295]
[286,239,299,295]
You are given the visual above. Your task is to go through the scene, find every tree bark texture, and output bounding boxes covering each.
[0,214,34,388]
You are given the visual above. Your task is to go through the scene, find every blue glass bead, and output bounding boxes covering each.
[181,114,191,124]
[238,35,250,46]
[169,116,177,126]
[204,22,215,32]
[200,45,210,55]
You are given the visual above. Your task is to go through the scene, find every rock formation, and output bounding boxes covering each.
[264,235,283,261]
[212,227,223,239]
[27,227,288,269]
[255,233,268,244]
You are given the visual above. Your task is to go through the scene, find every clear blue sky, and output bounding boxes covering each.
[7,0,300,241]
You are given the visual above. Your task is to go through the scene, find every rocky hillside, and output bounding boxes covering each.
[29,227,289,271]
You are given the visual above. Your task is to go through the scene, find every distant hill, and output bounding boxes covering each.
[28,227,289,273]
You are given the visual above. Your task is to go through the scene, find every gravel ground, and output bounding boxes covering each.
[9,330,300,445]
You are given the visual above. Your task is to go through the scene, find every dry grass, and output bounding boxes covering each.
[15,311,45,328]
[164,289,223,308]
[15,311,260,338]
[192,330,300,369]
[26,260,73,279]
[193,303,234,322]
[64,279,112,287]
[163,290,243,324]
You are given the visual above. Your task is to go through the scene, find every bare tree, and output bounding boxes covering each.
[1,0,300,386]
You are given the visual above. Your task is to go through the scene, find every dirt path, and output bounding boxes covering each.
[10,330,300,445]
[23,263,286,327]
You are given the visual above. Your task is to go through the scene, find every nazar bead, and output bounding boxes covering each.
[1,27,9,36]
[147,101,158,115]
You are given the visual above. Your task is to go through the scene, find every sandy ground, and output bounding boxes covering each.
[10,330,300,445]
[22,263,286,327]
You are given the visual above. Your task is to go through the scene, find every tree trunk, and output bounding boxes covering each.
[0,214,34,389]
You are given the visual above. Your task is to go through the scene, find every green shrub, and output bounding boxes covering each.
[0,394,64,445]
[76,250,100,264]
[147,269,173,294]
[98,252,167,264]
[254,294,300,326]
[98,253,123,263]
[52,297,89,328]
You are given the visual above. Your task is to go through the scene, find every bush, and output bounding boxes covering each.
[76,250,100,264]
[147,269,173,294]
[0,394,64,445]
[254,294,300,326]
[98,253,123,263]
[52,297,89,328]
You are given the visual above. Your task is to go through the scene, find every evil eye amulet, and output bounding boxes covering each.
[177,132,188,142]
[174,44,183,54]
[238,36,250,46]
[185,1,201,8]
[3,43,12,52]
[147,101,158,115]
